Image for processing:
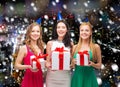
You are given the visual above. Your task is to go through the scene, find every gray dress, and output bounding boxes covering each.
[46,40,71,87]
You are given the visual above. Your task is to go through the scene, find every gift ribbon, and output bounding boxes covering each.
[78,51,89,66]
[31,53,48,69]
[54,47,66,70]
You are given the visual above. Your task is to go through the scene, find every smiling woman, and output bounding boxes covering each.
[14,22,45,87]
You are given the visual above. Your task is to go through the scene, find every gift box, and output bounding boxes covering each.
[51,47,70,70]
[76,51,89,66]
[30,54,48,70]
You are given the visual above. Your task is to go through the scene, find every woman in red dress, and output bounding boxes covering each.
[15,22,44,87]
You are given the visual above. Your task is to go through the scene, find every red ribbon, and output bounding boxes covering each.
[78,51,89,66]
[31,53,48,69]
[54,47,66,70]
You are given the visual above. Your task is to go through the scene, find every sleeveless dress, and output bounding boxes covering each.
[71,51,98,87]
[21,46,43,87]
[46,40,71,87]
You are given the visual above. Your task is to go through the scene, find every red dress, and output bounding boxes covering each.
[21,46,43,87]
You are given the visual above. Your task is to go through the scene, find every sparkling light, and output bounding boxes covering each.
[99,10,103,15]
[10,5,14,11]
[43,27,48,33]
[111,63,119,71]
[107,25,110,29]
[73,2,77,5]
[71,32,75,37]
[52,1,56,6]
[101,64,105,69]
[5,17,9,22]
[97,39,102,44]
[31,2,35,7]
[97,77,102,85]
[33,6,37,11]
[63,4,67,9]
[84,2,88,7]
[5,76,8,79]
[55,0,59,3]
[108,20,114,24]
[110,7,115,11]
[10,18,14,22]
[118,82,120,87]
[44,15,49,20]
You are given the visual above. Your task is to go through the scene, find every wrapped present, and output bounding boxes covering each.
[76,51,89,66]
[51,47,70,70]
[30,53,48,70]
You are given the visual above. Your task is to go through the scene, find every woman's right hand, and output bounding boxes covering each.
[28,65,39,72]
[70,58,76,68]
[45,61,51,69]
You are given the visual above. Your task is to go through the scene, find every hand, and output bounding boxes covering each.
[45,61,51,69]
[70,58,76,68]
[88,61,95,67]
[28,65,39,72]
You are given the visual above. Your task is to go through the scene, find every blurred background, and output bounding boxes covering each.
[0,0,120,87]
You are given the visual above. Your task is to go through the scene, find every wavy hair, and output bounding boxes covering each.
[52,20,72,47]
[24,22,44,55]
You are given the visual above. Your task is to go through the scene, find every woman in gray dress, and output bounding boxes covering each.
[45,20,73,87]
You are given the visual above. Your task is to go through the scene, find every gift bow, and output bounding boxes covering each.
[78,51,89,66]
[54,47,66,70]
[32,53,48,69]
[55,47,65,52]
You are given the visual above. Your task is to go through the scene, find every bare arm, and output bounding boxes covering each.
[14,45,31,70]
[45,41,52,68]
[70,45,77,68]
[89,44,102,69]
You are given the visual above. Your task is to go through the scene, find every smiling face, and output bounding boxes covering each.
[80,24,92,40]
[30,25,41,41]
[56,22,67,38]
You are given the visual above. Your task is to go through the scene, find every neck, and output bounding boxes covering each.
[81,39,90,46]
[58,37,63,41]
[30,40,37,46]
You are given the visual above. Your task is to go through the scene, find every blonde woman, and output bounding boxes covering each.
[15,22,44,87]
[71,22,102,87]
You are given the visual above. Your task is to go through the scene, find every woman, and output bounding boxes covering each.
[45,20,73,87]
[15,22,44,87]
[71,22,102,87]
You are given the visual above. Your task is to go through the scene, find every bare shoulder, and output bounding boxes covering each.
[94,44,101,49]
[71,41,74,45]
[73,44,77,50]
[47,40,53,46]
[19,45,27,53]
[73,44,77,48]
[95,44,100,48]
[20,45,27,50]
[17,45,27,58]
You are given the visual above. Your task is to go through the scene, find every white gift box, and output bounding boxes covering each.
[30,55,45,70]
[51,51,70,70]
[76,53,89,66]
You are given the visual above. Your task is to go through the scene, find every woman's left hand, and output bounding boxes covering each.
[88,61,95,67]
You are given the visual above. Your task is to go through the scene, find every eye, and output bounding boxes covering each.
[31,30,35,32]
[62,26,66,29]
[37,30,40,32]
[80,29,83,31]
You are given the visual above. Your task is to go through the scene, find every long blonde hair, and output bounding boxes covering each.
[24,22,44,55]
[74,22,97,61]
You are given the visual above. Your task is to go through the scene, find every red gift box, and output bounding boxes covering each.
[51,47,70,70]
[30,53,48,69]
[76,51,89,66]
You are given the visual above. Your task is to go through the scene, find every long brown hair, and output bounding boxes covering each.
[73,22,97,61]
[24,22,44,55]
